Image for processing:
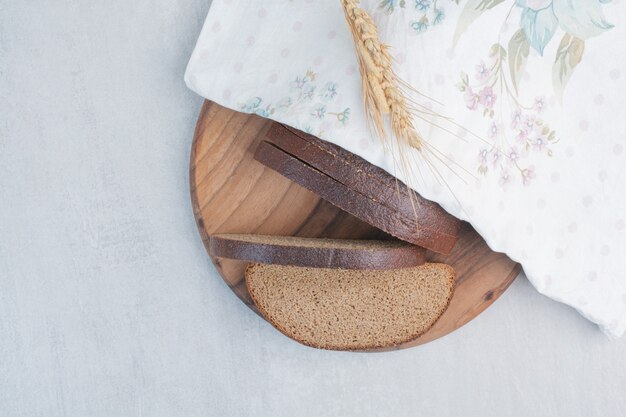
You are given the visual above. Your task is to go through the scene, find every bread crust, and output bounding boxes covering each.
[209,233,426,270]
[254,140,458,254]
[267,123,460,238]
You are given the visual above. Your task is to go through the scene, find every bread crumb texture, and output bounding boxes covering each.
[246,262,455,350]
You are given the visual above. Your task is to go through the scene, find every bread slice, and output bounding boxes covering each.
[266,123,461,249]
[266,124,457,232]
[209,233,426,270]
[254,140,458,254]
[246,262,455,350]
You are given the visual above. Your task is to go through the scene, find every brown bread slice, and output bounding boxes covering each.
[246,262,455,350]
[267,123,460,240]
[254,140,458,254]
[266,123,461,240]
[209,233,426,270]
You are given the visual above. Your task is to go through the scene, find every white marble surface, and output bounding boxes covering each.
[1,1,625,416]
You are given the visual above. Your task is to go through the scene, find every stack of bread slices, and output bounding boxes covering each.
[208,124,461,351]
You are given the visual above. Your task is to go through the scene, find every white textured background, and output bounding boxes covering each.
[1,1,625,416]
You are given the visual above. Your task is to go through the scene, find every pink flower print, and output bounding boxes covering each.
[475,61,490,81]
[534,97,546,114]
[522,114,536,133]
[491,150,502,168]
[488,121,500,139]
[499,170,511,187]
[479,86,497,109]
[511,108,523,129]
[464,87,479,110]
[532,133,549,152]
[516,129,529,145]
[507,147,520,164]
[521,167,535,186]
[478,148,489,165]
[477,148,489,175]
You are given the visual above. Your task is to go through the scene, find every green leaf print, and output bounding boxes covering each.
[553,34,585,101]
[508,29,530,95]
[453,0,505,46]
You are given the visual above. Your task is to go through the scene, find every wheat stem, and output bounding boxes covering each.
[341,0,422,150]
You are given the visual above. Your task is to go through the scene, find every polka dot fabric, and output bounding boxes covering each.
[185,0,626,338]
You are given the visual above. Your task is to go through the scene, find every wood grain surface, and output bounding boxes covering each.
[190,100,521,350]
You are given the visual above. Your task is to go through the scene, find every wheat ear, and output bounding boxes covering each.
[341,0,422,151]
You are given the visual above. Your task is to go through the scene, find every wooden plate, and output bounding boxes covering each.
[190,101,520,351]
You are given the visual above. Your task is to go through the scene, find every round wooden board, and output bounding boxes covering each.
[190,101,521,351]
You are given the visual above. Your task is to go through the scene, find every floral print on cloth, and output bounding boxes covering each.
[453,0,612,183]
[455,0,613,98]
[459,56,557,186]
[373,1,614,185]
[378,0,460,32]
[239,70,350,138]
[185,0,626,337]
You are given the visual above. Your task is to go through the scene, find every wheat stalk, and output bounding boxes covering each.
[341,0,422,151]
[340,0,476,219]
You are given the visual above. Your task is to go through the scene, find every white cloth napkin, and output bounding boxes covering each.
[185,0,626,338]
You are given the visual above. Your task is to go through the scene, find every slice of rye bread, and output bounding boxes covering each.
[246,262,456,350]
[266,123,461,240]
[209,234,426,270]
[254,140,457,254]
